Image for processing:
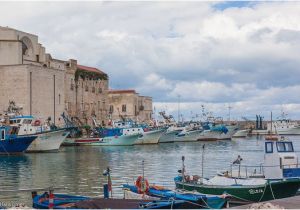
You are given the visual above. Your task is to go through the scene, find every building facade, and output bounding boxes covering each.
[0,26,109,126]
[108,90,153,123]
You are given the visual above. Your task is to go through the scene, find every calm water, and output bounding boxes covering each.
[0,135,300,207]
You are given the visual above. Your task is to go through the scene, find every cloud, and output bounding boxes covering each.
[1,1,300,119]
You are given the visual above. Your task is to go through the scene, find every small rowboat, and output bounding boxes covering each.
[123,184,227,209]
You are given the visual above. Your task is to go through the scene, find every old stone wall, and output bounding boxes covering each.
[0,64,65,125]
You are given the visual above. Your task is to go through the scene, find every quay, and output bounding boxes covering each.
[230,195,300,209]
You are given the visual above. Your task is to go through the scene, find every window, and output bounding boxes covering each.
[122,104,126,112]
[276,142,294,152]
[265,142,273,153]
[109,105,114,114]
[92,87,96,93]
[1,129,5,140]
[277,142,285,152]
[285,142,294,152]
[99,88,102,94]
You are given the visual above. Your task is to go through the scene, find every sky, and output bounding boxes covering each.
[1,1,300,121]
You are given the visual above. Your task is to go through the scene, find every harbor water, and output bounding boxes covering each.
[0,135,300,207]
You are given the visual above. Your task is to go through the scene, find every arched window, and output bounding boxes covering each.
[21,36,34,56]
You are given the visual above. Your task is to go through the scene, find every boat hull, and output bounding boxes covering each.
[159,130,182,143]
[76,134,139,146]
[232,129,249,138]
[134,129,164,145]
[0,135,36,154]
[175,178,300,203]
[251,127,300,135]
[174,130,202,142]
[27,129,70,152]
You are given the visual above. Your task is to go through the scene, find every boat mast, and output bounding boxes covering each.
[201,144,205,184]
[271,111,273,134]
[181,156,185,181]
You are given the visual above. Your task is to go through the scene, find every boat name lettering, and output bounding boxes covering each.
[249,189,263,194]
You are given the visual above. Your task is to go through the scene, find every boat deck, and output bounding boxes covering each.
[230,195,300,209]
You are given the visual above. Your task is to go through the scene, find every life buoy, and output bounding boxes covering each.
[33,120,41,126]
[135,176,149,194]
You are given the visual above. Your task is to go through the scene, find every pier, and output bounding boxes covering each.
[230,195,300,209]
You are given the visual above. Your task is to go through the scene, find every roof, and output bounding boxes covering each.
[77,64,107,76]
[108,89,137,94]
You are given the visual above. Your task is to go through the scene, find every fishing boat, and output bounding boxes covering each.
[32,191,90,209]
[134,128,165,145]
[173,128,203,142]
[0,125,37,154]
[123,183,227,209]
[232,129,249,138]
[197,124,238,141]
[8,115,70,152]
[159,126,184,143]
[75,130,139,146]
[174,138,300,204]
[32,191,198,209]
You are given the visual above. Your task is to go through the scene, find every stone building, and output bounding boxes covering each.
[108,90,153,123]
[0,26,109,126]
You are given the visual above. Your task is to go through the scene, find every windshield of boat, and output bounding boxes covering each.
[276,142,294,152]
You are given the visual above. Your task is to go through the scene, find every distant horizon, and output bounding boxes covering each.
[1,1,300,120]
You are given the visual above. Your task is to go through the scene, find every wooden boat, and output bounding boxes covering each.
[32,191,199,209]
[174,139,300,204]
[123,184,227,209]
[0,125,37,154]
[75,133,139,146]
[174,175,300,204]
[32,192,90,209]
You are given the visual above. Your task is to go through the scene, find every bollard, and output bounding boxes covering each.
[103,184,109,199]
[48,188,54,209]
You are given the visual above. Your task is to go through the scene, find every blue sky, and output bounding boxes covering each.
[1,1,300,121]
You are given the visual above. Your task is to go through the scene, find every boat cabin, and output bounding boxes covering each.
[0,126,19,140]
[264,140,300,180]
[9,115,49,135]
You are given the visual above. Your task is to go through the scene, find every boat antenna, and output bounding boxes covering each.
[142,159,145,181]
[201,144,205,183]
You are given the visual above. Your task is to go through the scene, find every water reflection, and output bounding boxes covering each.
[0,136,299,206]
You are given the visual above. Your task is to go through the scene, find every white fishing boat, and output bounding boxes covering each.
[159,126,184,143]
[9,115,69,152]
[75,133,139,146]
[174,129,202,142]
[134,128,165,145]
[232,129,249,138]
[197,125,239,141]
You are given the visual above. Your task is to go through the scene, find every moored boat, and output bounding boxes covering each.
[9,115,70,152]
[174,129,203,142]
[232,129,249,138]
[174,138,300,204]
[159,127,184,143]
[75,133,139,146]
[123,183,227,209]
[134,128,165,145]
[0,125,37,154]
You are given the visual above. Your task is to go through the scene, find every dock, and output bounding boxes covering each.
[230,195,300,209]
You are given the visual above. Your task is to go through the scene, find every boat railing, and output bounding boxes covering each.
[228,163,300,178]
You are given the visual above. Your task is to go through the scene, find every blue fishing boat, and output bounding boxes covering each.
[32,191,200,209]
[0,125,37,154]
[123,184,227,209]
[32,192,90,209]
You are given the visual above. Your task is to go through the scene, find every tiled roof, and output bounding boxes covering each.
[108,89,137,94]
[77,64,107,75]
